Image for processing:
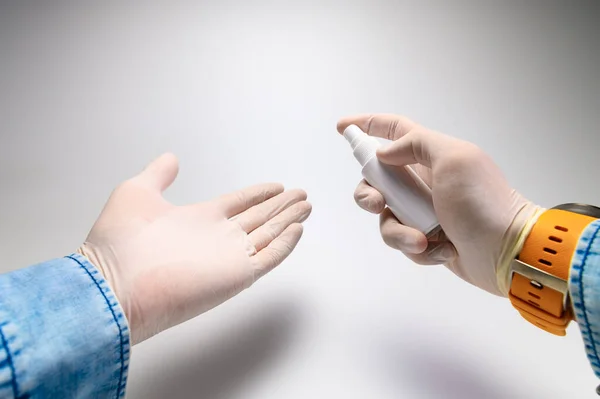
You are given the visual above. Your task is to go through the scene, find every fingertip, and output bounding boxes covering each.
[411,235,429,254]
[138,152,180,191]
[375,139,417,167]
[375,144,391,157]
[336,114,373,134]
[270,182,285,192]
[295,201,313,224]
[302,201,313,217]
[336,119,348,134]
[392,231,428,254]
[379,208,428,254]
[160,151,179,164]
[375,143,397,164]
[150,152,179,170]
[290,188,308,201]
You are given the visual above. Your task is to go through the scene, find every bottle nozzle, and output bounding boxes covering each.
[343,124,380,167]
[343,125,364,149]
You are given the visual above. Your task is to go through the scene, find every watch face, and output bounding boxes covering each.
[552,203,600,219]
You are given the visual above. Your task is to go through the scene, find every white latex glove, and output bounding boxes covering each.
[77,153,312,344]
[337,114,543,296]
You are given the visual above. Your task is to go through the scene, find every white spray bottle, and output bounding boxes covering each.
[343,124,443,239]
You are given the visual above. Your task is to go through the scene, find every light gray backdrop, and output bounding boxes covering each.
[1,1,599,398]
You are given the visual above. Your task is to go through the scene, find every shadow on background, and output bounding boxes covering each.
[374,330,526,399]
[132,301,303,399]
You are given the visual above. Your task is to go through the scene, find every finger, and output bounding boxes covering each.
[401,240,458,265]
[248,201,312,251]
[234,189,308,233]
[252,223,304,279]
[379,208,428,254]
[135,153,180,192]
[379,208,458,265]
[354,179,385,214]
[216,183,284,218]
[376,127,449,168]
[337,114,418,141]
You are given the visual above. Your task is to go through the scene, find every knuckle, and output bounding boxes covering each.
[460,142,484,159]
[365,115,376,134]
[235,191,248,208]
[387,118,400,141]
[267,250,282,266]
[261,185,278,202]
[293,189,308,201]
[267,222,282,241]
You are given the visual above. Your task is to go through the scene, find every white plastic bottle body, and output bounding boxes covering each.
[343,124,441,238]
[361,158,439,236]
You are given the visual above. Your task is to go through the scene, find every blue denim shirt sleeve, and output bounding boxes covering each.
[0,254,130,398]
[570,219,600,379]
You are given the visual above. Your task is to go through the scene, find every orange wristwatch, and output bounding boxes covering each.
[509,203,600,336]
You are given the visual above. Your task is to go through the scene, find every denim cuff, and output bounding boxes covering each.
[0,254,130,398]
[570,220,600,379]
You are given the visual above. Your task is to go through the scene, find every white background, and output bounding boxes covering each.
[1,1,600,398]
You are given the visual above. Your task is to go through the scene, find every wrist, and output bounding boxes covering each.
[76,245,129,322]
[496,202,545,297]
[76,245,111,285]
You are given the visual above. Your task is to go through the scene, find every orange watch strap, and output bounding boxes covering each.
[509,209,597,336]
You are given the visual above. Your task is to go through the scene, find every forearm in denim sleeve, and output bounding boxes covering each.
[0,254,130,398]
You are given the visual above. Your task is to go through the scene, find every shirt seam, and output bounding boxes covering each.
[0,321,18,398]
[576,223,600,367]
[66,255,127,398]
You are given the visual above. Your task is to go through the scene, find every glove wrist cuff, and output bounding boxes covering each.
[495,203,545,296]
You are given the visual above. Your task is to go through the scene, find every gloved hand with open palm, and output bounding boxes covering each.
[78,153,312,344]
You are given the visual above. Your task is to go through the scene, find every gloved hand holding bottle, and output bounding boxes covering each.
[337,113,542,296]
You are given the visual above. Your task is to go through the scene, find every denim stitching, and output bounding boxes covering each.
[0,321,18,398]
[576,223,600,371]
[66,256,126,398]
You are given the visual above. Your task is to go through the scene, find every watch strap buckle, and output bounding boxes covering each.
[509,259,571,336]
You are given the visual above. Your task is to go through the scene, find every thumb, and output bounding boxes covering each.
[376,127,447,168]
[136,153,179,192]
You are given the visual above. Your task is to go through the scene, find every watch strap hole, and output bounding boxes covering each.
[528,292,541,300]
[528,300,541,308]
